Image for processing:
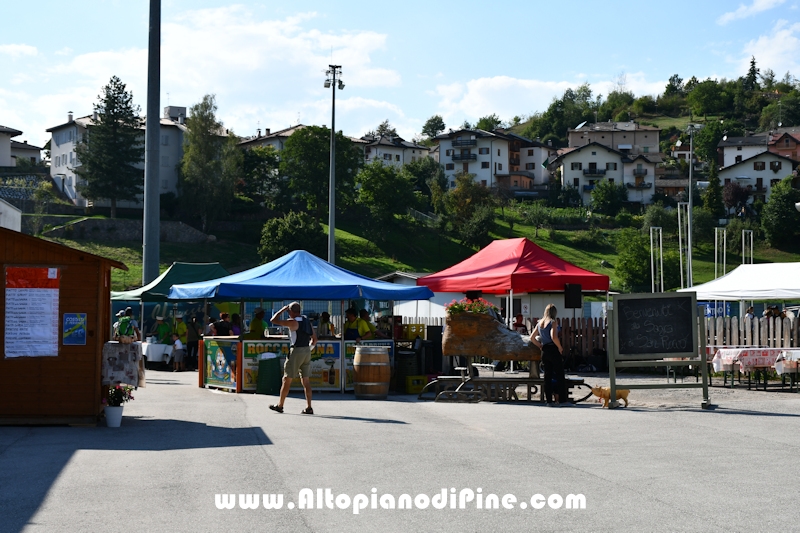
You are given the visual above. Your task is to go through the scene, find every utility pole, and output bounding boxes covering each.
[142,0,161,284]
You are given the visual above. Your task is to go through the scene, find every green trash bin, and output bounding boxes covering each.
[256,358,282,395]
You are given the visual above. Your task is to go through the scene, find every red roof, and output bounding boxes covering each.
[416,238,609,294]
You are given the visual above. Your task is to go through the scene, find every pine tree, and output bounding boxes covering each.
[74,76,144,218]
[702,164,725,219]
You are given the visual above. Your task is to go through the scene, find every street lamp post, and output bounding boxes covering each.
[685,123,702,287]
[324,65,343,265]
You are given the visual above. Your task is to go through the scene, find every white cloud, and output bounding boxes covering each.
[0,44,38,58]
[738,20,800,76]
[717,0,786,25]
[54,47,73,56]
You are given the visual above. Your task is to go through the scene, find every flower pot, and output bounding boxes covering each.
[105,405,124,427]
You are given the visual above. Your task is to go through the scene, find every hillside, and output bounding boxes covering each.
[47,215,800,294]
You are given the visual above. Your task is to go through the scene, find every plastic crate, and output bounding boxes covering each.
[405,375,428,394]
[404,324,425,339]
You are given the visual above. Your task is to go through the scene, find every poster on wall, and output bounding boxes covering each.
[63,313,87,346]
[4,267,60,357]
[203,339,239,390]
[241,340,342,391]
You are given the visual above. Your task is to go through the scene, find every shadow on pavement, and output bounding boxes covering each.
[0,420,270,533]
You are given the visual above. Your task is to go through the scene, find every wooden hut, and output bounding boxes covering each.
[0,228,127,424]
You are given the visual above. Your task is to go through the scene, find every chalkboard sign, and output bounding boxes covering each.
[614,293,697,357]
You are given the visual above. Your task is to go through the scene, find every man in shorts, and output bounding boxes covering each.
[269,302,317,414]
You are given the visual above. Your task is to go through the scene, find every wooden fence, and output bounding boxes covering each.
[705,316,799,349]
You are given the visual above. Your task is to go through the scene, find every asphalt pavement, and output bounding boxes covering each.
[2,369,799,533]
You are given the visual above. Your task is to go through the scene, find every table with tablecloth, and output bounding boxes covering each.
[712,348,800,390]
[141,342,172,364]
[102,341,145,387]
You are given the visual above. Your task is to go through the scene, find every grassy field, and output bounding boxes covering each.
[47,214,800,293]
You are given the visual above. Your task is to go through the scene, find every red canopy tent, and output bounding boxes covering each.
[416,238,609,294]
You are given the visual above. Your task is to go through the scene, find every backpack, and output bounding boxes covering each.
[293,315,314,347]
[118,316,134,337]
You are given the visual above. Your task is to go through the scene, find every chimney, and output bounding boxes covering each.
[264,128,270,136]
[24,140,28,144]
[547,140,552,147]
[178,114,184,125]
[257,128,261,137]
[92,111,98,121]
[68,111,73,122]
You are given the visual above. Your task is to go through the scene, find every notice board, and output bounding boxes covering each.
[615,293,697,358]
[4,267,60,358]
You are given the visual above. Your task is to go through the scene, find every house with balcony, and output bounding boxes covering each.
[550,142,660,206]
[361,134,429,167]
[568,121,660,154]
[717,151,799,206]
[717,135,769,168]
[46,107,187,208]
[0,125,43,167]
[768,130,800,162]
[433,128,556,196]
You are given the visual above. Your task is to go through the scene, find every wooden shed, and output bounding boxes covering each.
[0,227,127,424]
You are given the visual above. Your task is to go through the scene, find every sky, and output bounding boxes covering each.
[2,0,800,149]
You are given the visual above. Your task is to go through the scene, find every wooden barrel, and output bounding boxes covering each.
[354,346,390,399]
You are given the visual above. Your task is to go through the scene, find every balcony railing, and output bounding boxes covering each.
[583,168,606,176]
[633,168,648,176]
[626,182,652,189]
[452,153,477,161]
[582,184,595,192]
[451,139,477,147]
[509,158,520,166]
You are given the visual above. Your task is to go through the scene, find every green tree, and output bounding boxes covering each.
[590,180,628,216]
[761,176,800,247]
[615,229,651,292]
[239,145,282,207]
[519,201,550,237]
[702,164,725,219]
[444,171,495,245]
[74,76,143,218]
[760,92,800,130]
[743,56,760,92]
[31,181,56,235]
[402,156,446,208]
[693,119,744,165]
[475,113,503,131]
[279,125,362,222]
[356,160,417,240]
[664,74,684,97]
[258,211,327,262]
[641,203,678,235]
[421,115,446,139]
[458,204,496,248]
[598,90,634,121]
[179,94,237,232]
[367,119,397,137]
[686,79,722,117]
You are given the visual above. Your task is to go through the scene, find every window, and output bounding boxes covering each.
[481,161,490,169]
[770,161,782,171]
[445,149,453,156]
[411,156,416,162]
[161,155,169,167]
[754,161,765,170]
[395,154,400,161]
[446,163,455,170]
[69,152,74,164]
[724,178,731,185]
[643,146,649,153]
[513,180,518,187]
[608,179,614,184]
[737,146,742,151]
[734,155,742,163]
[498,163,503,170]
[479,147,489,155]
[606,162,617,170]
[383,154,391,160]
[528,149,533,156]
[771,179,780,187]
[525,163,535,170]
[161,135,169,146]
[481,180,487,187]
[591,151,596,155]
[785,138,791,147]
[450,181,456,188]
[497,149,500,156]
[571,162,583,170]
[573,178,579,187]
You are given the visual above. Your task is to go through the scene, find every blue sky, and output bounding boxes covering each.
[2,0,799,148]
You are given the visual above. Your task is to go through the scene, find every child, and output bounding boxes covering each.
[171,333,185,372]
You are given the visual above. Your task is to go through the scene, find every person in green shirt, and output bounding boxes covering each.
[174,314,188,345]
[155,316,172,345]
[242,307,267,340]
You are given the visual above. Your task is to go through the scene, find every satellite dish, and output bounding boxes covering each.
[675,140,682,147]
[778,122,782,127]
[723,135,727,141]
[576,121,587,130]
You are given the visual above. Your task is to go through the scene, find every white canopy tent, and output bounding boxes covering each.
[678,262,800,301]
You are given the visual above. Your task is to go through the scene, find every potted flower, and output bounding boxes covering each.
[103,384,134,427]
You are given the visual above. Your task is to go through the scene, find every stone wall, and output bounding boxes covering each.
[41,218,211,243]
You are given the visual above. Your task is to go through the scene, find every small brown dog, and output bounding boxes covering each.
[590,385,629,408]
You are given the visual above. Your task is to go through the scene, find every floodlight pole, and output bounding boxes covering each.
[142,0,161,284]
[686,125,697,288]
[325,65,343,265]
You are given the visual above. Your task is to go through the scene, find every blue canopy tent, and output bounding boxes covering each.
[168,250,434,302]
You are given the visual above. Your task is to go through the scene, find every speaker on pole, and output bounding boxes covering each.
[564,284,582,309]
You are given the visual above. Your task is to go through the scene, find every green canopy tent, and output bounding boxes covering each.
[111,262,231,302]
